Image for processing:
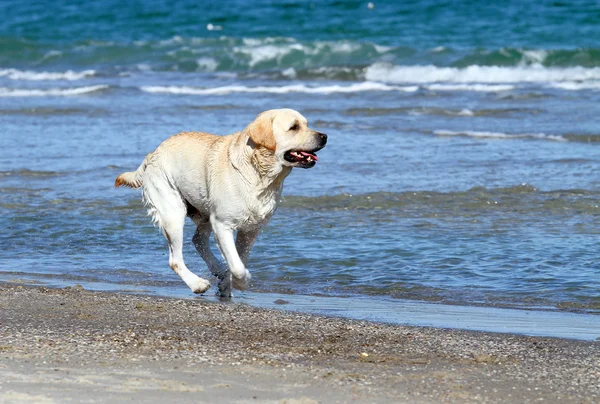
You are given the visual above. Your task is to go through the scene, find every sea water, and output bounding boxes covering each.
[1,0,599,338]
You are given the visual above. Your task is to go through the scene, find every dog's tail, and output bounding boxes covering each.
[114,158,148,189]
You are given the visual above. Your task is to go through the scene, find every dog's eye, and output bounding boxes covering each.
[289,122,299,131]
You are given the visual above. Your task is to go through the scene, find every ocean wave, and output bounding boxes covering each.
[548,82,600,90]
[231,37,386,68]
[7,36,388,75]
[0,107,96,116]
[344,107,532,117]
[140,82,419,95]
[365,63,600,84]
[433,130,567,142]
[0,169,65,177]
[426,84,515,92]
[279,186,600,214]
[0,85,108,97]
[0,68,96,81]
[260,66,366,81]
[563,133,600,143]
[5,30,600,76]
[4,34,600,88]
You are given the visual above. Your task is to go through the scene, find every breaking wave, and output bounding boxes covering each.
[0,69,96,81]
[279,186,600,214]
[426,84,515,92]
[433,130,567,142]
[0,85,109,97]
[140,82,419,95]
[365,63,600,85]
[5,33,600,82]
[548,82,600,91]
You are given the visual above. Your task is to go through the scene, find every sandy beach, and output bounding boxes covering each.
[0,283,598,403]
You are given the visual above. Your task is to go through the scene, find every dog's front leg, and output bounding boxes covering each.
[233,228,260,290]
[211,217,252,297]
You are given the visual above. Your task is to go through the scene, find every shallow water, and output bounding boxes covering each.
[1,1,599,325]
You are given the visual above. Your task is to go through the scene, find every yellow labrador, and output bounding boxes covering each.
[115,109,327,297]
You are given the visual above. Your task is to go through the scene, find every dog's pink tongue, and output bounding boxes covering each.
[300,151,318,161]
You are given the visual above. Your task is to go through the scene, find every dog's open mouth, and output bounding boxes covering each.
[284,150,319,167]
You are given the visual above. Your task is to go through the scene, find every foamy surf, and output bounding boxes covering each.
[434,130,567,142]
[366,63,600,84]
[426,84,515,92]
[140,82,419,95]
[548,82,600,91]
[233,37,389,68]
[0,69,96,81]
[0,85,109,97]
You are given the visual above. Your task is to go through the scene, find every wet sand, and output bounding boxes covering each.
[1,283,598,403]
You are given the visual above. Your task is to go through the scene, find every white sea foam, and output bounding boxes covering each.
[135,63,152,72]
[434,130,567,142]
[234,38,379,67]
[140,82,419,95]
[430,46,447,53]
[0,69,96,81]
[374,44,393,53]
[237,43,306,67]
[206,23,222,31]
[196,57,218,71]
[548,81,600,90]
[307,66,359,76]
[519,49,548,65]
[0,85,108,97]
[242,37,279,46]
[427,84,515,92]
[235,38,308,67]
[281,67,297,79]
[458,109,475,116]
[365,63,600,84]
[158,35,184,46]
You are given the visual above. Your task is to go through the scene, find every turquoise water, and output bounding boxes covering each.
[1,1,599,318]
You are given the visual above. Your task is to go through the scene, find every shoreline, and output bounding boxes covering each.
[1,283,599,403]
[3,277,600,341]
[236,292,600,341]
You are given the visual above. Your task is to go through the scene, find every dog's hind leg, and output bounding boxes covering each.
[235,228,260,265]
[141,169,210,294]
[192,222,229,294]
[144,181,210,294]
[161,213,211,294]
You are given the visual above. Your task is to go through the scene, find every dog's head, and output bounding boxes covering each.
[245,109,327,169]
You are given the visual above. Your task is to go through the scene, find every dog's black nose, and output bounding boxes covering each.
[317,132,327,146]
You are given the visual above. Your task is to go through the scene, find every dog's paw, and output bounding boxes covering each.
[232,269,251,291]
[218,272,233,298]
[190,278,211,294]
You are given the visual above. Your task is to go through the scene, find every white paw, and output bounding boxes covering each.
[190,278,211,294]
[232,269,251,291]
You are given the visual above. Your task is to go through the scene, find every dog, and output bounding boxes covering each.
[115,109,327,297]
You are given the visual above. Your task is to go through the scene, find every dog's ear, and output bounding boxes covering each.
[244,111,276,151]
